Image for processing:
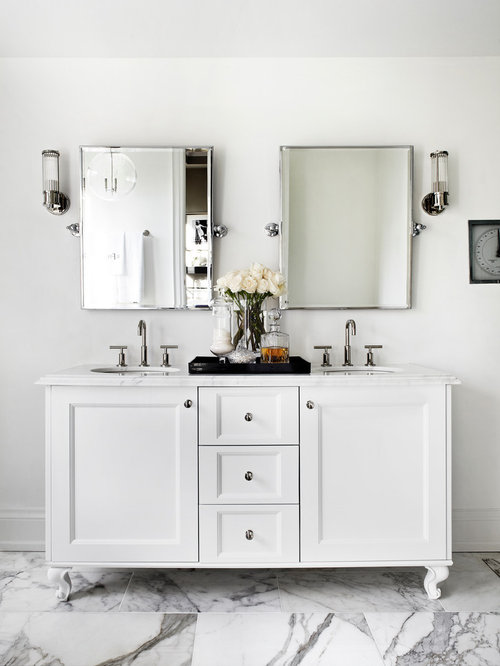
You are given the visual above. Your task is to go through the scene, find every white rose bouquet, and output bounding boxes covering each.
[216,263,286,351]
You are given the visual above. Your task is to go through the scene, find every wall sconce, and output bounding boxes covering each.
[421,150,449,216]
[42,150,70,215]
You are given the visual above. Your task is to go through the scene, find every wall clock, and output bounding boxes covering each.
[469,220,500,284]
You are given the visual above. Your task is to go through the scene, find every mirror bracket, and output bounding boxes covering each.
[66,222,80,237]
[213,224,228,238]
[265,222,280,237]
[412,221,427,237]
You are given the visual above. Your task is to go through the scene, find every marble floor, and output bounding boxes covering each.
[1,552,500,665]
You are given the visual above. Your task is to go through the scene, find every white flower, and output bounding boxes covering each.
[272,282,286,297]
[216,275,228,290]
[241,275,258,293]
[257,278,270,294]
[250,262,265,279]
[216,264,286,297]
[227,270,246,293]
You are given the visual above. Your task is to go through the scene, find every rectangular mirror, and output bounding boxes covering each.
[280,146,413,309]
[81,146,213,309]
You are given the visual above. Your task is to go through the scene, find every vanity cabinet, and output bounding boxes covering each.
[300,385,450,563]
[40,366,457,601]
[46,386,198,564]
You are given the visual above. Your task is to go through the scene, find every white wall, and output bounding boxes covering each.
[1,57,499,550]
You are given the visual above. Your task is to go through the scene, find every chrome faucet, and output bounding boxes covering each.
[137,320,149,367]
[343,319,357,366]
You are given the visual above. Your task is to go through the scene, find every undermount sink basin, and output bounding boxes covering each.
[323,366,400,375]
[91,366,180,374]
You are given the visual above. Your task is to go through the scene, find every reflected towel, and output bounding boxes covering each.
[116,232,144,304]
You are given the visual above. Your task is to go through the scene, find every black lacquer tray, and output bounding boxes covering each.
[188,355,311,375]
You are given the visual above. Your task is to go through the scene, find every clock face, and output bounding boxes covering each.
[475,229,500,276]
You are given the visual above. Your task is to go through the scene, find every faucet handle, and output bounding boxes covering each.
[160,344,178,368]
[364,345,382,367]
[314,345,332,367]
[110,345,128,367]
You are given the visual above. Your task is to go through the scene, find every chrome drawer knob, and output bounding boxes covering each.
[184,399,193,408]
[306,400,315,410]
[245,529,254,540]
[244,471,253,481]
[244,412,253,422]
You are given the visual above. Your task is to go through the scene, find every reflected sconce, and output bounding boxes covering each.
[421,150,449,216]
[42,150,70,215]
[86,150,137,201]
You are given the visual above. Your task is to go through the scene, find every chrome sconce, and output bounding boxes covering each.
[421,150,449,216]
[42,150,70,215]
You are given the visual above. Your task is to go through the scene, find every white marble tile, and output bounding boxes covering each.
[482,556,500,577]
[0,550,44,571]
[0,557,132,612]
[120,568,281,612]
[191,612,384,666]
[440,570,500,612]
[278,569,443,613]
[451,552,500,572]
[0,612,196,665]
[365,611,500,666]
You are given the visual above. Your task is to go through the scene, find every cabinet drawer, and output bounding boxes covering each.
[199,446,298,504]
[199,387,299,445]
[199,504,299,563]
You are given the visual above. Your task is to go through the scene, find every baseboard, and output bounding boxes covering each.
[0,506,498,553]
[453,508,500,551]
[0,507,44,551]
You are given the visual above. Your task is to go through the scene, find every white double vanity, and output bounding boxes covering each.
[39,363,459,602]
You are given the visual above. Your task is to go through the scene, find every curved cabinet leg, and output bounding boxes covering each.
[424,566,449,600]
[47,567,72,601]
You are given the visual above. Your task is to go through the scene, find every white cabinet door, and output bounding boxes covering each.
[199,387,299,445]
[48,386,198,563]
[300,385,449,562]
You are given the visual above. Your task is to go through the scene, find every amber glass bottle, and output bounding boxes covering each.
[260,310,289,363]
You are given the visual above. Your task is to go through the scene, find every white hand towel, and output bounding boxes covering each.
[116,232,144,304]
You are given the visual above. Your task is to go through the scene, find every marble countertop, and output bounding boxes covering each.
[37,363,460,387]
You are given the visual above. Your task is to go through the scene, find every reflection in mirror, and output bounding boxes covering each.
[81,146,213,309]
[280,146,413,309]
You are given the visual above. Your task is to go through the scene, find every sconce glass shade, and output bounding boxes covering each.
[42,149,70,215]
[422,149,449,215]
[42,150,60,192]
[86,151,137,201]
[431,151,448,194]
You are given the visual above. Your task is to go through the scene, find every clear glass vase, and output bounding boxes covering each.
[233,295,267,354]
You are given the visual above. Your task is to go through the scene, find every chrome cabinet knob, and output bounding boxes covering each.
[244,471,253,481]
[244,413,253,422]
[245,529,254,540]
[306,400,315,410]
[184,399,193,408]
